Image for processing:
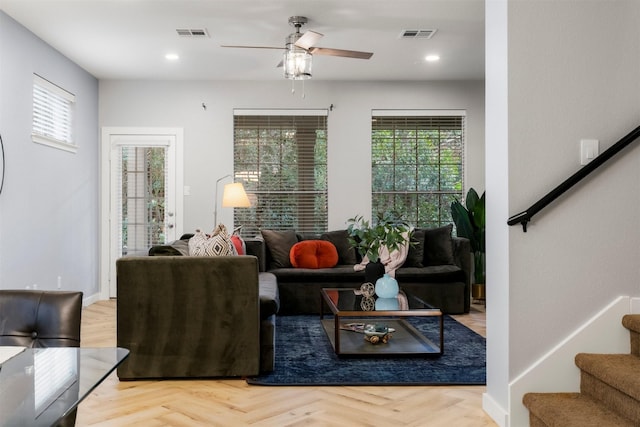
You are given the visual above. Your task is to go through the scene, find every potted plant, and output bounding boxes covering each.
[450,188,486,301]
[346,212,412,264]
[346,212,413,285]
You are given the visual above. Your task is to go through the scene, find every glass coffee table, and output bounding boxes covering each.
[320,287,444,357]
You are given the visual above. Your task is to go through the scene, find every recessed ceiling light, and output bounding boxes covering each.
[165,53,180,61]
[425,55,440,62]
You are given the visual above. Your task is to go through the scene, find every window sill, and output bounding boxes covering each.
[32,134,77,154]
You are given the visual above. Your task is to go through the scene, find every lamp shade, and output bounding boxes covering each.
[222,182,250,208]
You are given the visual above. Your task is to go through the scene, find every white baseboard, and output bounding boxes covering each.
[507,296,632,427]
[82,292,101,307]
[483,392,509,427]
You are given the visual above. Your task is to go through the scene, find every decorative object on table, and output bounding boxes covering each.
[450,188,486,302]
[360,296,375,311]
[340,322,365,333]
[374,297,399,311]
[374,273,399,298]
[213,174,251,227]
[364,261,385,283]
[346,212,412,264]
[355,282,375,297]
[364,323,392,344]
[354,282,376,311]
[347,212,413,283]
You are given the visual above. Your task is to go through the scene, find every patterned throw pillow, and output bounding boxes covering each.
[188,224,234,256]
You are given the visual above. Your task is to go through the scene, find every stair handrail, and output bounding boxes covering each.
[508,125,640,232]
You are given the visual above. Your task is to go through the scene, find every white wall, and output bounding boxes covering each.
[0,12,99,298]
[99,79,485,232]
[484,0,510,424]
[485,1,640,425]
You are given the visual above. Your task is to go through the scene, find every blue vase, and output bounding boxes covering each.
[375,273,399,298]
[375,297,399,311]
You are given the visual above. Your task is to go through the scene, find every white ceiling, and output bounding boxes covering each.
[0,0,485,81]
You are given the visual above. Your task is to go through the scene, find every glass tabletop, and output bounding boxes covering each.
[0,347,129,427]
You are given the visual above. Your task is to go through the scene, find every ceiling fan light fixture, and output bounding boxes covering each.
[283,47,312,80]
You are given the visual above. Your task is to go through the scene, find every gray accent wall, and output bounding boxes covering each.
[0,12,99,296]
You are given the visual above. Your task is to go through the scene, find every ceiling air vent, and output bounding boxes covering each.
[176,28,210,38]
[400,29,437,39]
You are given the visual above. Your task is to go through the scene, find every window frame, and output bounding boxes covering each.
[233,109,328,237]
[370,109,466,228]
[32,74,76,153]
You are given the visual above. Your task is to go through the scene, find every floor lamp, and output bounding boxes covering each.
[214,174,250,227]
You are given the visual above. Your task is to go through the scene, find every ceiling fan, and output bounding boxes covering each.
[221,16,373,80]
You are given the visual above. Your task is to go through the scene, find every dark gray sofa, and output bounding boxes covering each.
[116,255,279,379]
[247,226,472,314]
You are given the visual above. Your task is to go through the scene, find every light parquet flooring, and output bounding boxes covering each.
[76,300,495,427]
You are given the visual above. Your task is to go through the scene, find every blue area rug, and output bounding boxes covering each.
[247,315,485,386]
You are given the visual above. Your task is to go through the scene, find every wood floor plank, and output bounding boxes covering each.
[76,300,495,426]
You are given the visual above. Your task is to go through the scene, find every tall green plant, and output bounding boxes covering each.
[451,188,485,284]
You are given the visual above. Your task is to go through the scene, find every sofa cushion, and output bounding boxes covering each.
[396,265,465,282]
[404,229,425,267]
[148,239,189,256]
[423,224,455,266]
[321,230,357,265]
[258,272,280,319]
[261,229,298,269]
[231,235,246,255]
[270,266,365,283]
[290,240,339,269]
[189,226,234,256]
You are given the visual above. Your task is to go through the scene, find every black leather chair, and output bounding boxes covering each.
[0,290,83,426]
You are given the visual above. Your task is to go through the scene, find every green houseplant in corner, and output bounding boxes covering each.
[451,188,486,301]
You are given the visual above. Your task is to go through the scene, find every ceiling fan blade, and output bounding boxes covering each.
[220,45,284,50]
[309,47,373,59]
[294,30,323,50]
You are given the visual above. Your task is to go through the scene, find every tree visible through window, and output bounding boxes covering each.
[371,112,465,228]
[233,111,328,237]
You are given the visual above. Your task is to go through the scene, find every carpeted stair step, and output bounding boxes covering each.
[522,392,635,427]
[622,314,640,356]
[575,353,640,423]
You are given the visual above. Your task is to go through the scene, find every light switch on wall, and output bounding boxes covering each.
[580,139,599,165]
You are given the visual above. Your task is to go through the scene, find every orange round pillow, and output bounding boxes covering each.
[289,240,339,269]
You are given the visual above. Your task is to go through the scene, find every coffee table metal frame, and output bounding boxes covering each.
[320,288,444,357]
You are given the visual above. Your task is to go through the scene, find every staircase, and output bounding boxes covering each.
[523,314,640,427]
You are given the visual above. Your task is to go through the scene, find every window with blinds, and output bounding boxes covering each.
[371,111,465,228]
[233,110,328,237]
[32,74,76,153]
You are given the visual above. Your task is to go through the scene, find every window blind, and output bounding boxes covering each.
[116,145,169,255]
[32,74,76,153]
[233,111,328,237]
[371,111,465,228]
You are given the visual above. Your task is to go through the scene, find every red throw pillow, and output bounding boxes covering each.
[230,235,245,255]
[289,240,339,269]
